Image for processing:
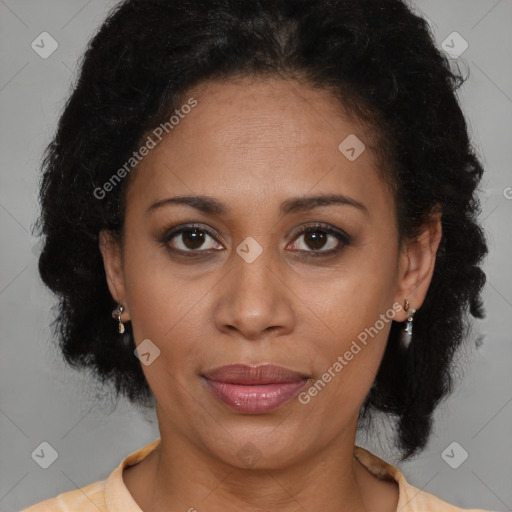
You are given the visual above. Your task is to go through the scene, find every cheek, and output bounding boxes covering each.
[297,290,394,424]
[295,244,399,397]
[299,240,398,339]
[120,232,182,348]
[121,234,218,376]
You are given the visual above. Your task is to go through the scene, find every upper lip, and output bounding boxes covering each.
[202,364,308,385]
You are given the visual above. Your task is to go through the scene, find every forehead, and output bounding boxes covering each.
[125,76,392,217]
[180,76,365,151]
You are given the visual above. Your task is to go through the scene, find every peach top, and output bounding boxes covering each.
[21,438,492,512]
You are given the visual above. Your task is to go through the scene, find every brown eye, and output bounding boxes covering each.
[162,225,224,253]
[302,230,329,250]
[180,228,206,249]
[288,224,351,257]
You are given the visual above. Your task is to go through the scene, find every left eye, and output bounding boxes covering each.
[288,226,349,254]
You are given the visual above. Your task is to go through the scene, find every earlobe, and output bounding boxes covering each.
[98,229,128,315]
[394,211,442,321]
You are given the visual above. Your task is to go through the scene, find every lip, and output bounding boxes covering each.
[202,364,309,414]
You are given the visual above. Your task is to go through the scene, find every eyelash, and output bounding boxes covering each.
[158,222,351,258]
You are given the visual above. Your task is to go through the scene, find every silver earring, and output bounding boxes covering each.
[112,302,125,334]
[403,299,416,336]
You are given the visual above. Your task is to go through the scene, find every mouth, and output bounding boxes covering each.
[202,364,309,414]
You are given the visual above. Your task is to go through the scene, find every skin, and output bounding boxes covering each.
[99,76,442,512]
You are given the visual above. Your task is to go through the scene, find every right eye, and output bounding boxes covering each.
[160,224,225,254]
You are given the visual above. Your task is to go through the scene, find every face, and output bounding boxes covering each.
[100,76,440,469]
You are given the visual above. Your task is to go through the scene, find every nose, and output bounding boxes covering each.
[213,245,295,342]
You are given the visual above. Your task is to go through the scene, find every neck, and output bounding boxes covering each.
[123,407,398,512]
[122,408,398,512]
[149,439,367,512]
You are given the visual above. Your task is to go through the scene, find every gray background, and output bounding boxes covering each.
[0,0,511,510]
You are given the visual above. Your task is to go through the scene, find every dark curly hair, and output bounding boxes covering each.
[36,0,488,460]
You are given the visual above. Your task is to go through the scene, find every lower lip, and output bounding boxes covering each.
[204,379,307,413]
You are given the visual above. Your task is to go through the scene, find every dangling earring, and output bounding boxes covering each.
[112,302,125,334]
[403,299,416,336]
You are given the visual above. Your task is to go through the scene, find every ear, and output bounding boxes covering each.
[394,208,442,321]
[98,229,130,319]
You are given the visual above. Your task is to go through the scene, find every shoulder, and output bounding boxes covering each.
[399,480,495,512]
[354,445,496,512]
[19,480,107,512]
[19,439,161,512]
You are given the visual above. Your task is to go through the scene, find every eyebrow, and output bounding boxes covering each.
[146,193,369,216]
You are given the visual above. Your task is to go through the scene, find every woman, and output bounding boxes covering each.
[23,0,490,510]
